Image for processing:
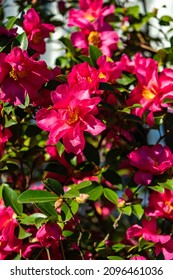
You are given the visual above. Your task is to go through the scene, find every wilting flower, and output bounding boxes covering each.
[23,8,55,54]
[36,84,106,154]
[68,0,115,29]
[126,217,173,260]
[71,17,119,57]
[36,222,61,247]
[145,189,173,219]
[0,47,51,105]
[0,206,22,260]
[128,144,173,185]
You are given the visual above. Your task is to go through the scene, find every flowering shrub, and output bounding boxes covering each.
[1,0,173,260]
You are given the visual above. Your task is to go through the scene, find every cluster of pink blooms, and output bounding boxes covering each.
[68,0,119,56]
[1,1,173,261]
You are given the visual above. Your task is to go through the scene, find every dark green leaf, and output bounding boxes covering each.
[78,55,91,64]
[60,37,75,56]
[61,200,79,221]
[102,169,121,185]
[43,178,64,196]
[99,82,115,91]
[20,213,47,226]
[45,162,68,176]
[18,226,32,240]
[89,45,102,66]
[83,142,100,165]
[35,202,58,218]
[12,32,28,50]
[103,188,118,205]
[2,184,23,215]
[18,190,58,203]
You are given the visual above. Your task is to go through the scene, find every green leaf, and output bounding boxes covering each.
[112,244,126,252]
[120,206,132,216]
[117,74,136,86]
[120,104,143,114]
[45,162,68,176]
[35,202,58,218]
[62,230,74,237]
[61,200,79,221]
[83,142,100,165]
[78,55,92,64]
[102,169,121,185]
[57,141,65,157]
[12,32,28,50]
[157,178,173,191]
[108,256,124,260]
[2,184,23,215]
[18,190,58,204]
[60,37,76,57]
[89,45,102,66]
[132,204,144,219]
[43,178,64,196]
[63,189,80,199]
[6,16,18,30]
[71,180,92,191]
[149,185,164,193]
[127,5,140,19]
[159,15,173,26]
[103,188,118,205]
[82,185,103,201]
[18,226,32,240]
[20,213,47,226]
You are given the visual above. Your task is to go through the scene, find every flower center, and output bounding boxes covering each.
[84,12,95,22]
[32,31,42,44]
[87,77,92,83]
[88,31,100,47]
[9,67,28,80]
[98,71,106,79]
[142,86,155,100]
[67,106,79,125]
[164,201,173,214]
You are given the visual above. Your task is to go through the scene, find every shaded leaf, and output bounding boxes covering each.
[18,190,58,203]
[2,184,23,215]
[43,178,64,196]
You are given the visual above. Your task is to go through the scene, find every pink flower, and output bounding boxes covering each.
[0,125,11,157]
[130,255,146,260]
[0,47,51,105]
[36,84,106,154]
[126,218,173,260]
[71,17,119,57]
[67,62,100,93]
[68,0,115,29]
[23,8,55,54]
[128,144,173,185]
[145,189,173,219]
[0,206,22,260]
[97,55,123,83]
[36,222,61,247]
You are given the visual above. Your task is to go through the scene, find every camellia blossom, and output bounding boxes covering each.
[23,8,55,54]
[67,62,100,93]
[126,217,173,260]
[36,222,61,247]
[0,206,22,260]
[71,17,119,57]
[145,189,173,219]
[68,0,115,29]
[0,47,51,105]
[128,144,173,185]
[36,84,106,154]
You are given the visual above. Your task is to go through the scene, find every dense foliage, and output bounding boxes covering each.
[1,0,173,260]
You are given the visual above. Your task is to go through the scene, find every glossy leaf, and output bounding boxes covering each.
[103,188,118,205]
[43,178,64,196]
[2,184,23,215]
[18,190,58,203]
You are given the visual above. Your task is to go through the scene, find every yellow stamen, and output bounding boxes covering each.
[164,201,173,214]
[87,77,92,83]
[84,12,95,22]
[88,31,100,47]
[98,72,106,79]
[9,67,18,80]
[67,106,79,125]
[142,86,155,100]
